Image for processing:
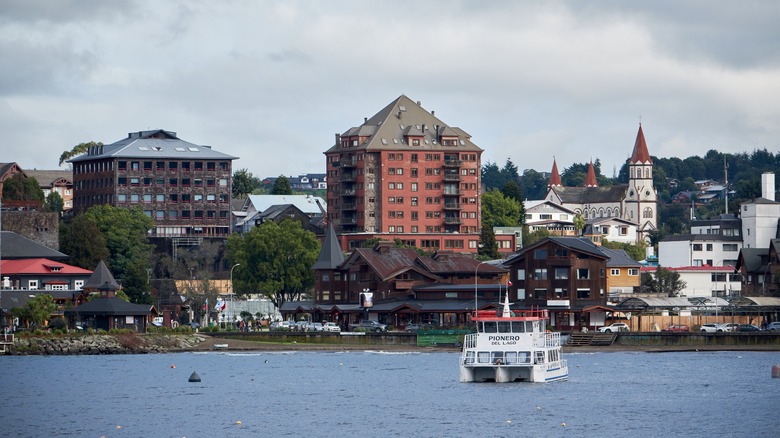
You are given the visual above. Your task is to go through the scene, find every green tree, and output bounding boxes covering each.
[601,239,647,262]
[2,174,43,201]
[642,266,687,297]
[232,168,256,199]
[59,141,101,167]
[573,214,586,235]
[501,180,523,203]
[478,226,499,259]
[523,228,550,246]
[12,294,57,328]
[226,219,320,308]
[80,205,154,304]
[481,161,503,190]
[481,188,523,228]
[271,175,293,195]
[44,191,64,214]
[60,214,110,270]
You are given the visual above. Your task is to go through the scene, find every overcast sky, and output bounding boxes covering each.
[2,0,778,180]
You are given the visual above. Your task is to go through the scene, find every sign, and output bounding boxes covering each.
[360,292,374,308]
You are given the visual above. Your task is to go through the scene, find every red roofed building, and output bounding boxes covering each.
[0,258,92,291]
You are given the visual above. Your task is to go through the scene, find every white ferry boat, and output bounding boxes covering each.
[459,294,568,383]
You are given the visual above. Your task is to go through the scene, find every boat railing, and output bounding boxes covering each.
[545,332,561,347]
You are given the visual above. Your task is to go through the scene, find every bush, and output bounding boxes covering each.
[48,317,67,331]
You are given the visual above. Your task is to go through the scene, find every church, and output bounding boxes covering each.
[542,125,657,243]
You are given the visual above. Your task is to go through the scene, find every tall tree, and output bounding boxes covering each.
[478,225,499,259]
[44,191,64,214]
[60,214,110,270]
[481,188,523,228]
[59,141,101,167]
[271,175,293,195]
[226,219,320,308]
[481,161,502,190]
[642,266,687,297]
[232,168,256,199]
[2,174,43,201]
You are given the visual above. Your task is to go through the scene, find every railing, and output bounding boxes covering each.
[444,217,461,224]
[443,202,461,210]
[443,160,462,168]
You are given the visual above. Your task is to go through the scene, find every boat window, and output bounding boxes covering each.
[526,321,534,332]
[465,351,475,364]
[512,321,525,333]
[535,351,545,364]
[483,321,497,333]
[504,352,518,364]
[517,352,531,363]
[498,322,512,333]
[491,352,504,364]
[477,352,492,363]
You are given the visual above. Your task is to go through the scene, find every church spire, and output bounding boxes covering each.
[585,160,598,187]
[548,158,562,187]
[630,124,652,164]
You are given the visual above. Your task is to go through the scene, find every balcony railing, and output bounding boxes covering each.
[444,217,461,224]
[443,160,462,168]
[443,173,460,181]
[443,202,461,210]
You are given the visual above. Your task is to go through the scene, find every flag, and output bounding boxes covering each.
[214,298,225,312]
[507,279,513,287]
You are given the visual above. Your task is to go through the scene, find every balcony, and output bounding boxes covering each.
[443,160,462,168]
[444,217,461,224]
[443,202,461,210]
[395,280,414,290]
[442,173,460,181]
[341,159,357,168]
[341,217,357,224]
[341,203,356,211]
[442,190,460,197]
[341,173,356,182]
[341,189,356,196]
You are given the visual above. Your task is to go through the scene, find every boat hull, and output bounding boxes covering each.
[459,363,568,383]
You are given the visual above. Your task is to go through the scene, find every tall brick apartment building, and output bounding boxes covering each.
[325,96,483,252]
[70,129,237,238]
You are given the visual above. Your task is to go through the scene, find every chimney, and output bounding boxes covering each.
[335,133,340,145]
[762,172,776,201]
[364,117,367,123]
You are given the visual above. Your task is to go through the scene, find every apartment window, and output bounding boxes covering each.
[534,289,547,300]
[143,194,152,203]
[693,259,703,266]
[611,269,620,276]
[628,269,639,276]
[169,210,178,219]
[577,269,590,280]
[723,244,738,251]
[554,268,568,279]
[577,289,591,299]
[706,244,713,251]
[156,210,165,219]
[130,194,139,203]
[534,269,547,280]
[693,244,703,251]
[118,194,127,202]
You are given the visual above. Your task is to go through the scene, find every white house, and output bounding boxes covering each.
[641,266,741,298]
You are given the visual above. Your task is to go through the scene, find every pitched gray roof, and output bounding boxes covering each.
[0,231,68,260]
[83,260,121,290]
[326,95,482,153]
[69,129,237,162]
[550,185,628,204]
[312,223,344,270]
[601,248,642,267]
[64,297,151,316]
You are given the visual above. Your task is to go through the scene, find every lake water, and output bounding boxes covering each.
[1,350,779,437]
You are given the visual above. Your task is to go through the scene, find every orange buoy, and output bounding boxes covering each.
[171,364,175,369]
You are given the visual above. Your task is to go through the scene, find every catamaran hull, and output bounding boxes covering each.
[459,364,568,383]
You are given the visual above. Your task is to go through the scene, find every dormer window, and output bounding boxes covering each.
[412,138,420,146]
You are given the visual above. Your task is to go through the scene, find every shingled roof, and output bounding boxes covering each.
[630,124,652,164]
[83,260,121,290]
[548,185,628,204]
[312,223,345,270]
[0,231,68,260]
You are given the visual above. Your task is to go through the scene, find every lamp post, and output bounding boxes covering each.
[229,263,240,330]
[474,261,487,328]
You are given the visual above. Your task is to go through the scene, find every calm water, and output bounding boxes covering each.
[1,350,779,437]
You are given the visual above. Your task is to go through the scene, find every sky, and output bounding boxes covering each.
[2,0,779,180]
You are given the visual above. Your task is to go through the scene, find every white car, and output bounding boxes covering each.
[321,322,341,332]
[700,323,725,333]
[598,323,630,333]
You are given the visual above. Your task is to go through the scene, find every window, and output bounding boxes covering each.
[577,269,589,280]
[577,289,590,299]
[611,269,620,276]
[693,244,703,251]
[554,268,568,279]
[723,244,738,251]
[693,259,703,266]
[28,280,39,290]
[706,244,713,251]
[534,249,548,259]
[628,269,639,276]
[517,269,525,280]
[534,269,547,280]
[534,289,547,299]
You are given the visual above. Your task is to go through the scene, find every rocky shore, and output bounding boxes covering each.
[6,333,780,355]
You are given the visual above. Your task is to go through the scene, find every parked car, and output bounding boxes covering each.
[721,323,740,332]
[662,324,689,332]
[321,322,341,332]
[736,324,761,332]
[270,321,291,331]
[598,323,630,333]
[405,323,434,333]
[349,320,388,332]
[700,323,725,333]
[765,322,780,332]
[311,322,324,332]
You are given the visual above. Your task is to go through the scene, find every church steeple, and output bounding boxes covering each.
[548,159,562,187]
[585,160,598,187]
[630,124,652,164]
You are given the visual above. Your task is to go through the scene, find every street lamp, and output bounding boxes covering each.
[474,261,488,328]
[229,263,241,330]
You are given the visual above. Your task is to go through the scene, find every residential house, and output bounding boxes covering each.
[234,194,326,233]
[524,200,577,236]
[583,217,639,245]
[0,258,92,291]
[504,237,610,330]
[25,169,74,212]
[640,265,742,298]
[735,240,779,296]
[602,248,642,301]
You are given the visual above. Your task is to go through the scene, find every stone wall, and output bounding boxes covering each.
[10,333,205,355]
[1,210,60,250]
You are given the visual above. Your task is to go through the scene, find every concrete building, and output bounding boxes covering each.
[741,172,779,249]
[69,129,237,238]
[324,95,484,253]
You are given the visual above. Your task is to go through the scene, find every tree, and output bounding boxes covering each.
[271,175,293,195]
[226,219,320,308]
[523,228,550,246]
[2,174,43,201]
[573,214,586,235]
[12,294,57,328]
[232,168,256,199]
[478,226,499,259]
[44,191,64,214]
[481,161,502,190]
[60,214,110,270]
[80,205,154,304]
[642,266,687,297]
[601,239,647,262]
[59,141,101,167]
[501,180,523,203]
[481,188,523,228]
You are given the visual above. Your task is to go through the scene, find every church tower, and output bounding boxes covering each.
[624,124,657,241]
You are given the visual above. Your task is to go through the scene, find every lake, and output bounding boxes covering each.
[1,350,779,437]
